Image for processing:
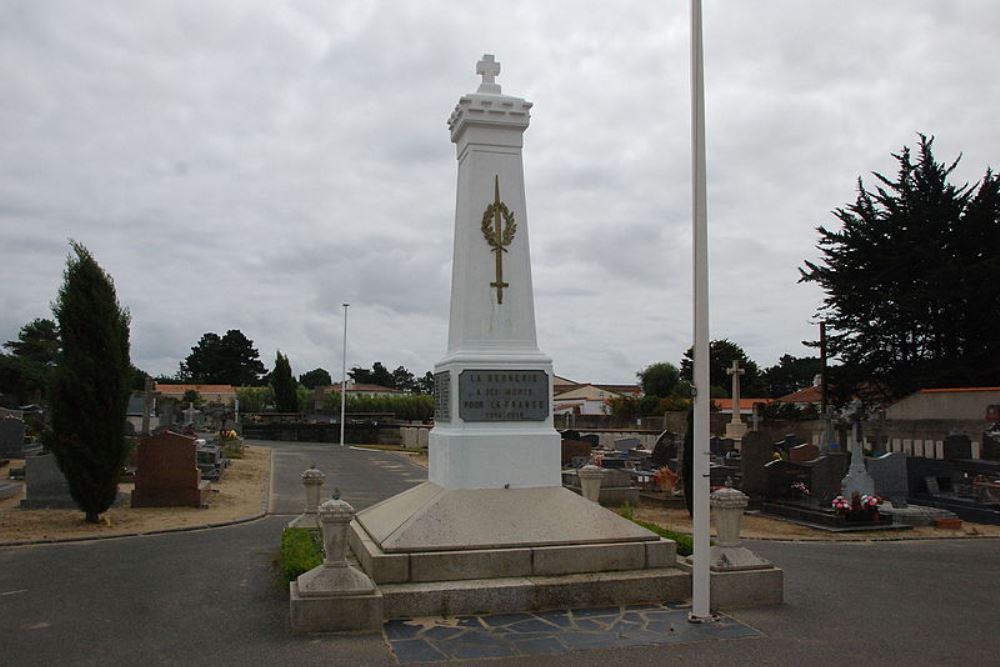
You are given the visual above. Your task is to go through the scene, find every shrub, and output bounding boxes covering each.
[279,528,323,581]
[617,504,695,557]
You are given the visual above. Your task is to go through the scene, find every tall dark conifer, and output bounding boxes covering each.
[272,351,299,413]
[47,242,131,523]
[800,135,1000,400]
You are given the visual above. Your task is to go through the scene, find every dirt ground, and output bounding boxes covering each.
[0,446,270,545]
[633,504,1000,541]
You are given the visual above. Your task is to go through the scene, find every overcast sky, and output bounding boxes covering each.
[2,1,998,386]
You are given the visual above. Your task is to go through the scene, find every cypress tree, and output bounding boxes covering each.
[272,351,299,413]
[47,242,131,523]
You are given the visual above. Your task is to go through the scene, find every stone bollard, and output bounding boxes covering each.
[296,491,376,597]
[578,464,605,503]
[287,465,325,529]
[289,490,383,634]
[707,480,771,572]
[710,480,749,548]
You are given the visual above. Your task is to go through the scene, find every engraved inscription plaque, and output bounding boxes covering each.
[458,370,549,421]
[433,371,451,422]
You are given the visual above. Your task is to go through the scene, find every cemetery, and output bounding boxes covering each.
[2,2,1000,661]
[0,433,270,544]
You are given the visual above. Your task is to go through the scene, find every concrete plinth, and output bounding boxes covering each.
[347,481,689,618]
[289,583,383,635]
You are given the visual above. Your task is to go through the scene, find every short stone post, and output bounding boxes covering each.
[708,480,771,572]
[290,491,382,634]
[578,464,604,503]
[288,465,325,529]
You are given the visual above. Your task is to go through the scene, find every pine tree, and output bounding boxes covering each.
[47,242,131,523]
[800,135,1000,400]
[272,351,299,413]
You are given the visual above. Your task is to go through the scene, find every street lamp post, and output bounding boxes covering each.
[689,0,713,622]
[340,303,349,447]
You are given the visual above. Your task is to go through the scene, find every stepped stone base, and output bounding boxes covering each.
[379,568,691,619]
[342,482,692,619]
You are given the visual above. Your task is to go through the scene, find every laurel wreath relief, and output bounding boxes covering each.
[481,202,516,251]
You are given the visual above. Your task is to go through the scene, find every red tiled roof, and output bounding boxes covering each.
[713,398,774,410]
[594,384,642,396]
[775,385,823,403]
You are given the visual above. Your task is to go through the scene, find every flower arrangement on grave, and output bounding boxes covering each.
[653,466,678,495]
[791,481,810,498]
[831,495,850,514]
[218,429,244,458]
[860,494,882,511]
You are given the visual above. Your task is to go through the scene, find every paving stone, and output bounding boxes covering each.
[571,606,622,618]
[508,618,558,634]
[481,612,534,627]
[572,618,611,632]
[385,605,761,661]
[534,610,573,627]
[511,636,566,656]
[443,632,514,660]
[391,639,447,664]
[422,625,465,641]
[384,620,423,640]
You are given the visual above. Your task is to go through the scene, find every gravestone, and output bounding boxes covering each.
[710,464,738,487]
[943,434,972,461]
[581,433,599,446]
[132,431,211,508]
[765,454,845,507]
[982,432,1000,461]
[651,430,678,468]
[788,443,820,463]
[867,452,908,507]
[0,417,26,459]
[614,437,641,452]
[710,437,734,457]
[739,431,771,501]
[594,468,639,507]
[560,439,592,466]
[20,453,76,508]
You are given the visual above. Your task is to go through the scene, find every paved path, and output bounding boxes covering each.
[2,441,999,666]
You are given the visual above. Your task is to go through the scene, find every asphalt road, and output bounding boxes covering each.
[2,441,998,666]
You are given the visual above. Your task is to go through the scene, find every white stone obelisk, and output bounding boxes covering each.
[428,54,561,490]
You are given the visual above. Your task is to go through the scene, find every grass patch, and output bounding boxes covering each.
[618,503,694,557]
[279,528,324,582]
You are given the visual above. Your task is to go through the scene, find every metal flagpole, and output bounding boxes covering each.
[689,0,713,622]
[340,303,349,447]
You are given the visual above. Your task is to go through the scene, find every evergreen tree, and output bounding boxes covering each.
[761,354,822,398]
[680,339,764,396]
[46,242,131,524]
[800,135,1000,400]
[298,368,332,389]
[179,329,266,386]
[637,362,681,397]
[4,318,60,365]
[272,351,299,413]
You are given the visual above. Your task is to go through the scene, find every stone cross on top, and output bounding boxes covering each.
[726,360,745,424]
[476,54,502,95]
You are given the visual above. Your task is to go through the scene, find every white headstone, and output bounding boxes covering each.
[429,55,559,490]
